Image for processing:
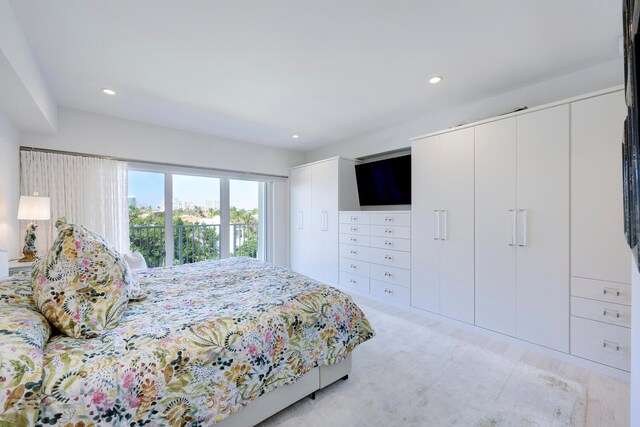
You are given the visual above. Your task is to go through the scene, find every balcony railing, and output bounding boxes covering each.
[130,223,258,268]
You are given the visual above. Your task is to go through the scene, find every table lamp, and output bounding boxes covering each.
[17,192,50,262]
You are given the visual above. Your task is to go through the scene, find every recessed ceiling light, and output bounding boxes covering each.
[102,88,116,95]
[429,76,443,84]
[292,134,300,139]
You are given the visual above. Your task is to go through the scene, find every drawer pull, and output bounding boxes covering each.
[603,287,621,297]
[384,288,394,295]
[385,216,393,223]
[350,264,357,270]
[603,308,621,319]
[385,228,393,234]
[350,226,358,232]
[350,250,357,255]
[384,240,393,247]
[349,279,357,285]
[384,271,392,277]
[603,340,621,351]
[384,255,393,261]
[350,216,358,222]
[350,237,357,242]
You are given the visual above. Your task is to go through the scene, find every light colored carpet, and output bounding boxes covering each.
[258,301,587,427]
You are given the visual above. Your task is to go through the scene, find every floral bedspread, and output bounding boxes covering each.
[0,257,374,426]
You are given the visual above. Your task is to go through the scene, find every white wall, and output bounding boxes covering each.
[22,108,305,177]
[0,113,20,258]
[632,255,640,426]
[305,59,623,161]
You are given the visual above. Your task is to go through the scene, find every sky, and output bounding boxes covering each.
[128,171,259,210]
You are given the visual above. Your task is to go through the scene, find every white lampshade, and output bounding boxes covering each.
[17,195,51,221]
[0,250,7,280]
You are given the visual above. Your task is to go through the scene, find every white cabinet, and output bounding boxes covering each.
[569,91,631,370]
[289,158,359,284]
[339,211,411,306]
[411,127,475,324]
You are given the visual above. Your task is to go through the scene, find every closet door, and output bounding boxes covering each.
[475,118,517,335]
[311,159,339,284]
[290,166,312,276]
[438,128,475,324]
[571,91,630,284]
[516,105,570,352]
[411,135,441,313]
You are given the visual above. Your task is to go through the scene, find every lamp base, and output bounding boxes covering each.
[18,252,37,263]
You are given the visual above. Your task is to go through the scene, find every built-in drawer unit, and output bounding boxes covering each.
[338,211,412,306]
[370,225,411,239]
[370,280,410,305]
[339,258,369,277]
[570,316,631,371]
[571,277,631,306]
[339,223,370,236]
[339,213,370,224]
[339,271,370,293]
[370,213,411,227]
[370,264,411,287]
[571,296,631,328]
[369,236,411,252]
[339,233,370,247]
[369,247,410,270]
[339,244,370,262]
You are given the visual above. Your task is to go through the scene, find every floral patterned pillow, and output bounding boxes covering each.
[31,220,134,338]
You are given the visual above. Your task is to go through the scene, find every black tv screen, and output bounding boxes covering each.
[355,155,411,206]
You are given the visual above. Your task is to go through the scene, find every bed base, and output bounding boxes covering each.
[216,354,352,427]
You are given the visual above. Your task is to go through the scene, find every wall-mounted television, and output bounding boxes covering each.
[355,155,411,206]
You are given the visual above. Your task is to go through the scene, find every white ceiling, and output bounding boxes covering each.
[10,0,622,150]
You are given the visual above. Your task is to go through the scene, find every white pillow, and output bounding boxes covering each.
[124,251,148,271]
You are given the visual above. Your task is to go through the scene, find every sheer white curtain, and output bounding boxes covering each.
[20,150,130,254]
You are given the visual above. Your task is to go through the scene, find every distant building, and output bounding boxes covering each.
[205,200,220,210]
[128,196,137,207]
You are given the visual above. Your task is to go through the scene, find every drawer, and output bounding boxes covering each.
[370,236,411,252]
[570,316,630,371]
[369,247,410,270]
[339,244,370,262]
[339,212,370,224]
[339,271,370,293]
[571,276,631,306]
[339,258,369,277]
[369,263,410,287]
[370,225,410,239]
[370,280,410,305]
[339,223,370,236]
[339,233,370,247]
[571,296,631,328]
[371,213,410,227]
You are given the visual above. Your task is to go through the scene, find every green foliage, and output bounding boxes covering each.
[129,205,258,267]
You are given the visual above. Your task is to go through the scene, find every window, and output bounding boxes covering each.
[128,168,266,267]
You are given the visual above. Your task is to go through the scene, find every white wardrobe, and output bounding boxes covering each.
[411,88,629,360]
[290,157,359,285]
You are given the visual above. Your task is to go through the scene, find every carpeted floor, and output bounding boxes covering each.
[258,299,587,427]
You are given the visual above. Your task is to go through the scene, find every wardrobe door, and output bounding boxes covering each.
[571,92,630,284]
[475,118,517,335]
[438,127,475,324]
[290,166,312,276]
[411,135,441,313]
[311,159,339,285]
[516,105,570,352]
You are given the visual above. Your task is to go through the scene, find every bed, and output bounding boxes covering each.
[0,257,374,426]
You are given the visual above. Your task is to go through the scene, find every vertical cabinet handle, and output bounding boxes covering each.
[517,209,527,247]
[324,211,328,231]
[433,210,440,240]
[507,209,516,246]
[440,210,448,241]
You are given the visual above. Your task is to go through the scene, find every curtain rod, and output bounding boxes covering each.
[19,146,289,180]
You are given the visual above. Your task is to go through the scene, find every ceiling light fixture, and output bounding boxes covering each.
[102,88,116,95]
[429,76,443,84]
[292,134,300,139]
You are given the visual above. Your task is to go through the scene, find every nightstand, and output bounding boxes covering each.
[8,260,34,276]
